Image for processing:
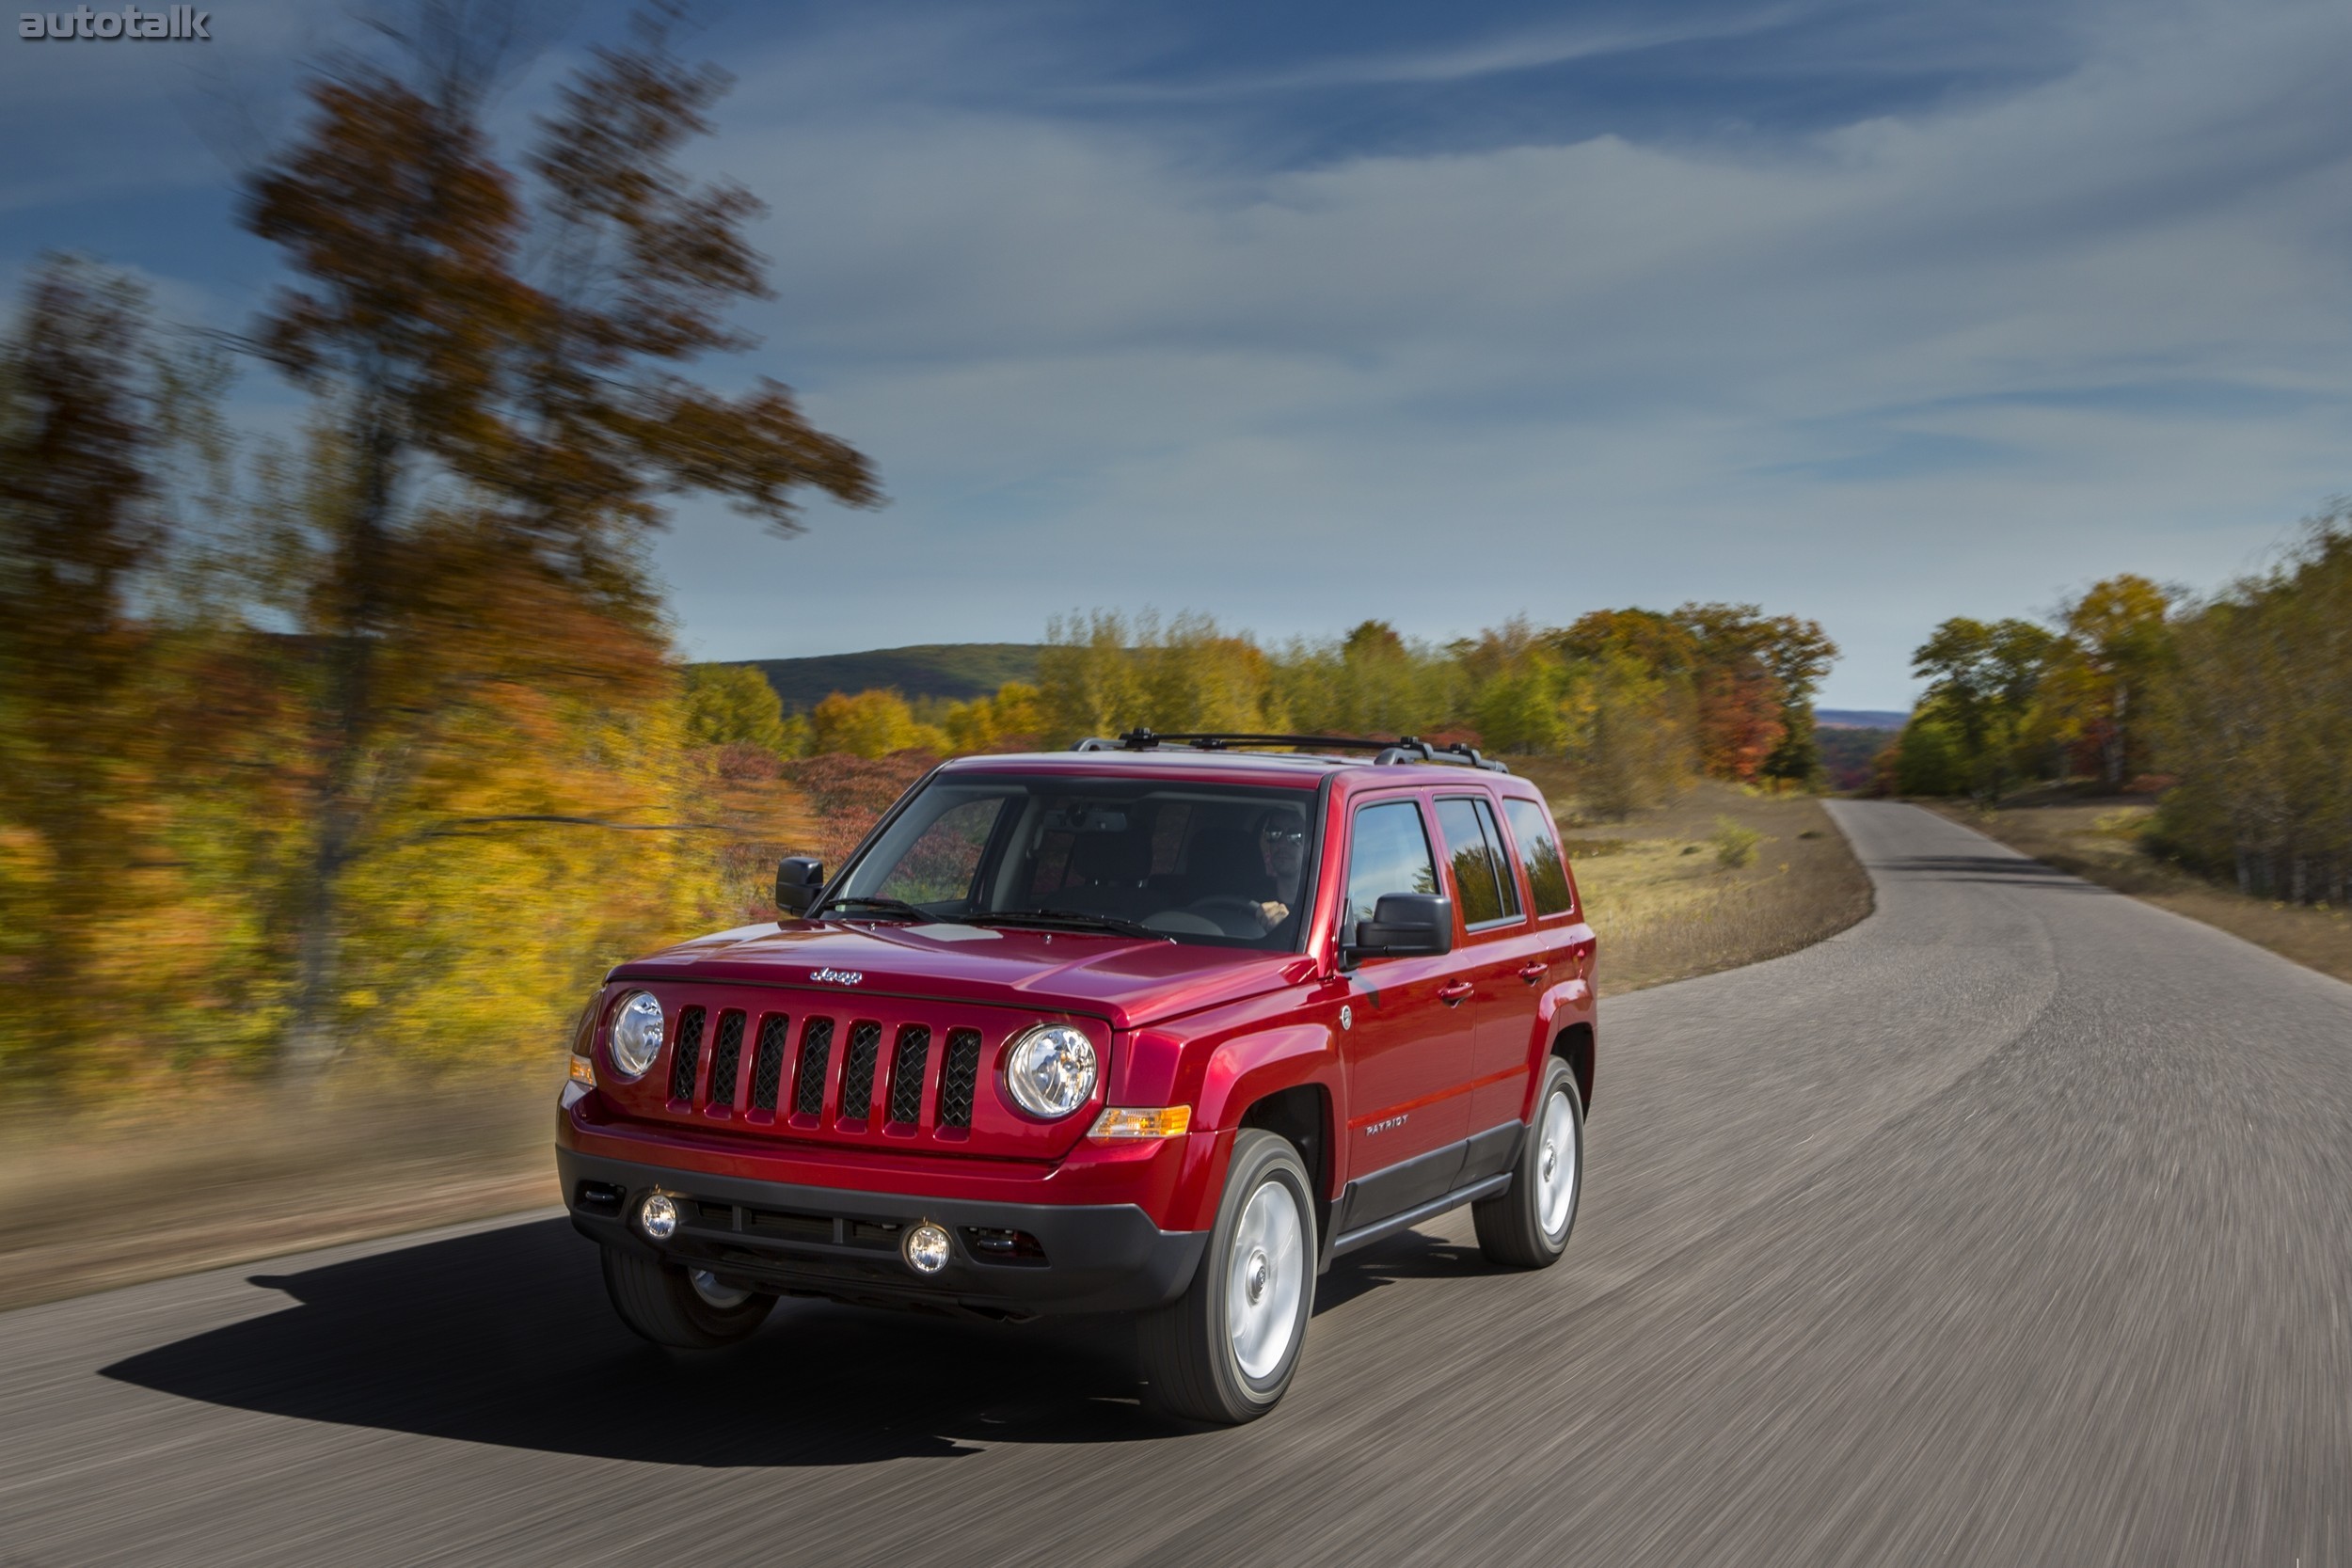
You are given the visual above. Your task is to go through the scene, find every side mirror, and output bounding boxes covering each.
[1341,893,1454,965]
[775,857,825,919]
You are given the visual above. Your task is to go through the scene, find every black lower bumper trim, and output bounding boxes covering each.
[557,1148,1207,1316]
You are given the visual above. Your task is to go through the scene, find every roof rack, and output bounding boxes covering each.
[1071,729,1511,774]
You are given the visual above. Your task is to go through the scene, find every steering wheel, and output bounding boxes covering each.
[1186,895,1270,936]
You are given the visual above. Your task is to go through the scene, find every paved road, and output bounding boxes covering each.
[4,802,2348,1567]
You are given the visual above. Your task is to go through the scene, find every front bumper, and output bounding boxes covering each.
[558,1148,1208,1317]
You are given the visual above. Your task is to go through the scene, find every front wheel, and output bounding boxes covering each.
[1139,1129,1316,1424]
[1473,1058,1583,1268]
[601,1246,776,1349]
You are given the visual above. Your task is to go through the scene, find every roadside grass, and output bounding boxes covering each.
[1515,767,1874,994]
[0,1075,558,1310]
[0,771,1875,1310]
[1918,789,2352,988]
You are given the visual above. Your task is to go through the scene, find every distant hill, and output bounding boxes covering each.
[1816,708,1910,731]
[728,643,1044,712]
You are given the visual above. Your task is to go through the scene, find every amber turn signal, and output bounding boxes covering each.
[567,1053,596,1087]
[1089,1105,1193,1140]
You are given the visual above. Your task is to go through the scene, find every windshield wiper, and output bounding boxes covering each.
[813,896,966,924]
[970,908,1173,942]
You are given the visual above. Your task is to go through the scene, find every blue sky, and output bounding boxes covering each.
[7,0,2352,708]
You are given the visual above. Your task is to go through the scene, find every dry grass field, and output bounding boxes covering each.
[1920,792,2352,988]
[0,771,1874,1309]
[1516,766,1876,993]
[0,1081,558,1310]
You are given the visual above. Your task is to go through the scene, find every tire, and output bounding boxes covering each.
[1473,1057,1583,1269]
[601,1246,776,1350]
[1140,1129,1317,1424]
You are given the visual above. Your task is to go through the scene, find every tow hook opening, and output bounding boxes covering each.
[574,1180,626,1216]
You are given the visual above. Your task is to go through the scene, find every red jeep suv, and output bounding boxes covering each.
[557,732,1597,1422]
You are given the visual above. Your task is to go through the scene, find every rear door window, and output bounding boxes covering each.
[1502,798,1575,916]
[1436,796,1520,927]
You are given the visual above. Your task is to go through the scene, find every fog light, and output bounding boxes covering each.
[904,1222,952,1275]
[639,1193,678,1241]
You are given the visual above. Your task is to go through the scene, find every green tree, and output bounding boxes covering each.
[1910,616,2058,798]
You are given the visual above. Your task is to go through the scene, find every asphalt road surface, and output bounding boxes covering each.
[4,802,2348,1567]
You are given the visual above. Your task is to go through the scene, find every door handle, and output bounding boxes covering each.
[1518,962,1549,986]
[1438,979,1474,1006]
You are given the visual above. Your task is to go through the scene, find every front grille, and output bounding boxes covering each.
[939,1029,982,1127]
[750,1014,790,1112]
[840,1021,882,1121]
[793,1017,834,1117]
[887,1025,930,1125]
[707,1010,746,1110]
[669,1006,707,1102]
[619,987,1089,1153]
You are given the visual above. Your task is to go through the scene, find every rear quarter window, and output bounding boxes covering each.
[1502,797,1576,917]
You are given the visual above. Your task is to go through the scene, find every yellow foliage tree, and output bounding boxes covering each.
[810,689,949,757]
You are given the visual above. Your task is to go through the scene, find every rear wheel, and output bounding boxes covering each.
[601,1247,776,1349]
[1473,1057,1583,1268]
[1140,1129,1316,1424]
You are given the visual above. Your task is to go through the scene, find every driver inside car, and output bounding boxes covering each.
[1252,806,1308,930]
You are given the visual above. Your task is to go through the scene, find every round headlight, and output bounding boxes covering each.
[609,991,664,1080]
[1003,1024,1098,1119]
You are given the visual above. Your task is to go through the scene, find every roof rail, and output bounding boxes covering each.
[1070,729,1511,773]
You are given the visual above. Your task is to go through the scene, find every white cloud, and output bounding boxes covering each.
[649,0,2352,705]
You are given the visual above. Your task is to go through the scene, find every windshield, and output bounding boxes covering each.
[822,772,1321,951]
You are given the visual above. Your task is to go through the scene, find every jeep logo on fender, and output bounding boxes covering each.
[809,967,863,986]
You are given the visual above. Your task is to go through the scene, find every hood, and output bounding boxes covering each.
[610,919,1316,1032]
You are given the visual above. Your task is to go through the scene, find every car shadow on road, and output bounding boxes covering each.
[102,1218,1169,1465]
[1877,854,2112,891]
[101,1215,1477,1465]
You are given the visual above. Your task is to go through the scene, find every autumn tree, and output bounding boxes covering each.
[243,9,880,1072]
[0,260,170,1080]
[2153,516,2352,900]
[686,663,803,755]
[2042,575,2171,786]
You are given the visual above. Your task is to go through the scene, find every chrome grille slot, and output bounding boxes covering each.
[668,1006,707,1103]
[793,1017,834,1117]
[839,1021,882,1121]
[750,1014,790,1111]
[707,1009,746,1109]
[939,1028,983,1127]
[887,1024,930,1126]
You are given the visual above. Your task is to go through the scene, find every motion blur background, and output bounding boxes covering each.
[2,0,2348,1300]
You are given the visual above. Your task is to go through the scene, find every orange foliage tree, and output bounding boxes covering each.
[241,10,881,1072]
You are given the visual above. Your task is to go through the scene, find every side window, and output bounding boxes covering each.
[1503,798,1575,916]
[1436,797,1516,927]
[1345,800,1439,929]
[1473,799,1521,919]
